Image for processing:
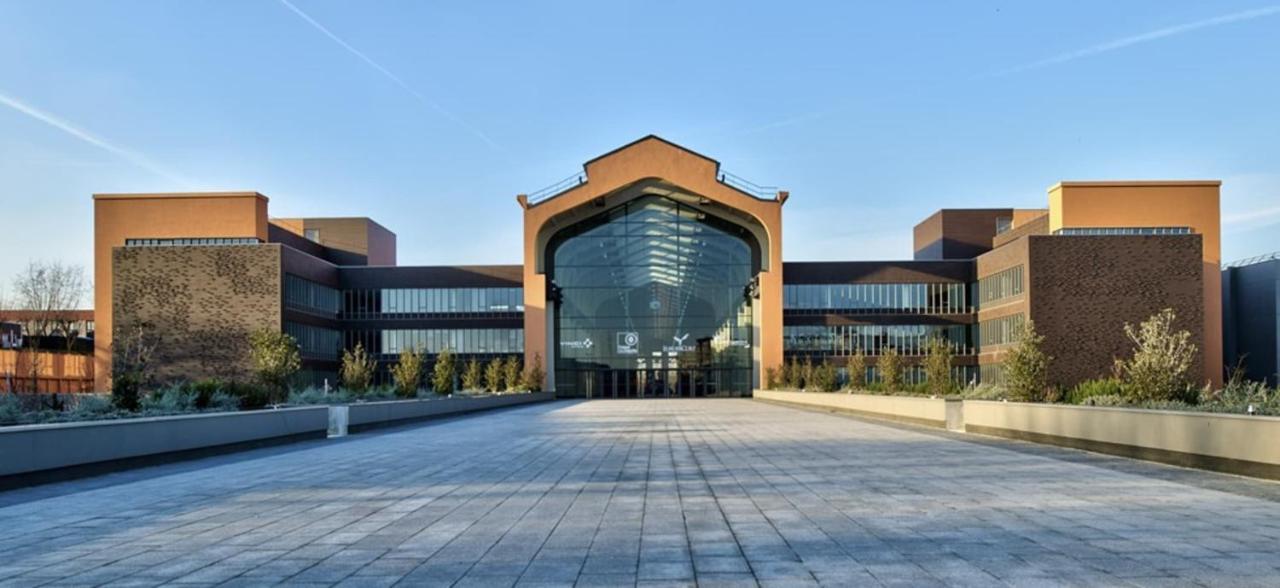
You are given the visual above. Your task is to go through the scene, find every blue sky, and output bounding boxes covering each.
[2,1,1278,305]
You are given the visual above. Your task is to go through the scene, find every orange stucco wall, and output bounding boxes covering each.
[1048,181,1223,386]
[92,192,269,391]
[520,137,785,391]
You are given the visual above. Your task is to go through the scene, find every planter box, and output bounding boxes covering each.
[344,392,554,432]
[0,407,329,487]
[964,401,1280,479]
[755,389,957,429]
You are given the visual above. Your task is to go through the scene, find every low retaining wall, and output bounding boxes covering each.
[754,390,955,429]
[964,401,1280,480]
[345,392,554,432]
[0,407,329,487]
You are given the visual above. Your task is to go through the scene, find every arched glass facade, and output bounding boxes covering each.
[549,196,758,398]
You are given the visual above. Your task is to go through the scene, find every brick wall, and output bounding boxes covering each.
[1028,234,1204,388]
[112,245,282,385]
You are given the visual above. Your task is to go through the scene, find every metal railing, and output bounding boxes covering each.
[717,171,780,199]
[527,172,587,205]
[1224,250,1280,269]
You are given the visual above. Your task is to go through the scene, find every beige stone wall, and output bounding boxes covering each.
[112,245,281,385]
[754,390,949,427]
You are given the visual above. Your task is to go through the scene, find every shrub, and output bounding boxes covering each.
[962,383,1006,400]
[503,356,522,392]
[1003,320,1051,402]
[69,395,117,421]
[111,321,158,411]
[781,358,797,389]
[879,348,902,391]
[288,387,352,405]
[924,337,954,397]
[363,387,397,401]
[432,348,456,395]
[484,357,503,392]
[800,358,814,390]
[765,366,779,390]
[391,347,427,398]
[249,329,302,405]
[206,391,241,412]
[522,353,545,392]
[811,361,838,392]
[111,372,143,412]
[0,394,25,425]
[1066,378,1124,405]
[461,358,483,391]
[187,379,224,410]
[1114,308,1198,403]
[1082,394,1126,407]
[341,342,377,394]
[141,386,197,415]
[845,348,866,390]
[225,381,271,410]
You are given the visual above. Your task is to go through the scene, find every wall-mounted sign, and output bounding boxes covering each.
[560,337,593,350]
[662,332,694,353]
[616,331,639,354]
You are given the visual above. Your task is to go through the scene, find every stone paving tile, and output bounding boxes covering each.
[5,399,1280,586]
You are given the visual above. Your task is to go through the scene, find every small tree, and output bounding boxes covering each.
[484,357,503,391]
[811,360,838,392]
[781,358,796,389]
[522,353,545,392]
[924,337,954,396]
[432,348,456,395]
[503,355,522,391]
[340,342,376,394]
[879,347,902,391]
[1115,308,1198,402]
[1003,320,1050,402]
[845,348,866,390]
[249,329,301,405]
[11,261,89,391]
[110,321,158,410]
[800,357,814,390]
[391,346,426,398]
[461,358,483,391]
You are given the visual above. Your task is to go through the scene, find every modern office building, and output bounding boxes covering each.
[94,136,1222,396]
[1223,252,1280,386]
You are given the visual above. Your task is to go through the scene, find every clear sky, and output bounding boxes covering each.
[2,1,1278,307]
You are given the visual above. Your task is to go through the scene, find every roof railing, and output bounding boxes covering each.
[527,172,587,205]
[1223,250,1280,269]
[717,170,780,200]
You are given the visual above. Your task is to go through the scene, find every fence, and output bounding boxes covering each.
[0,349,95,393]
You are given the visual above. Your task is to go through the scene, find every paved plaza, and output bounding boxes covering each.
[4,399,1280,587]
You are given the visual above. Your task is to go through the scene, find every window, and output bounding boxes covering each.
[356,328,525,355]
[1054,227,1192,236]
[284,275,341,316]
[996,216,1013,235]
[304,229,321,243]
[977,266,1024,308]
[783,324,973,357]
[783,283,968,314]
[284,322,340,360]
[977,314,1025,348]
[341,287,524,319]
[124,237,260,247]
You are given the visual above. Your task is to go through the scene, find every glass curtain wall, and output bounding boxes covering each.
[550,196,757,398]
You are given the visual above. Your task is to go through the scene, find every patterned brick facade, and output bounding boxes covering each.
[1028,234,1205,388]
[112,245,282,385]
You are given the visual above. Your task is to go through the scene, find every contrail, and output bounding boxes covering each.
[1223,204,1280,226]
[991,5,1280,76]
[0,90,191,186]
[277,0,501,152]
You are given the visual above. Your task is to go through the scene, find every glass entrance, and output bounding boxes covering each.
[549,196,757,398]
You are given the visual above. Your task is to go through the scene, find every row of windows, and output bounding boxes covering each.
[344,288,524,319]
[783,283,968,315]
[783,325,973,357]
[1054,227,1192,236]
[978,313,1025,348]
[979,364,1006,386]
[977,265,1024,308]
[284,275,341,316]
[284,322,342,360]
[353,328,526,356]
[125,237,261,247]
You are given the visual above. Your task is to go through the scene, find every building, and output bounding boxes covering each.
[1223,252,1280,386]
[94,136,1222,396]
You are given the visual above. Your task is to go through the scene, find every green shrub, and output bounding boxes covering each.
[0,394,27,425]
[522,353,545,392]
[1114,308,1198,403]
[249,329,302,404]
[924,337,954,397]
[503,356,522,392]
[1081,394,1126,407]
[765,366,779,390]
[225,381,271,410]
[141,386,197,415]
[810,361,838,392]
[186,379,223,409]
[206,391,241,412]
[878,348,902,391]
[111,372,142,411]
[391,347,427,398]
[962,383,1006,400]
[1003,320,1051,402]
[462,358,483,391]
[845,348,866,390]
[484,357,503,392]
[1066,378,1123,405]
[69,395,117,421]
[432,348,456,395]
[341,343,377,394]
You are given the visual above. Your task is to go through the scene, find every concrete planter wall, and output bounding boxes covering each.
[754,389,957,429]
[0,406,329,483]
[344,392,554,432]
[964,401,1280,479]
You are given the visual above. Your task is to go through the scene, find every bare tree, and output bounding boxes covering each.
[11,261,90,391]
